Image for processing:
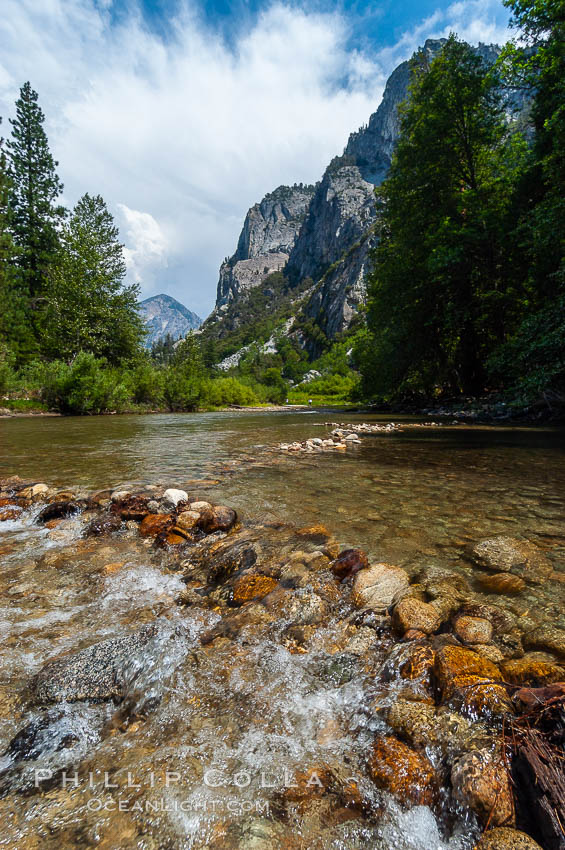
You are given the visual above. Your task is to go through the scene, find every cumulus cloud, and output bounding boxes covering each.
[117,204,168,287]
[0,0,510,316]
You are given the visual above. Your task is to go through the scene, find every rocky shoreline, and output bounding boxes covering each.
[0,474,564,849]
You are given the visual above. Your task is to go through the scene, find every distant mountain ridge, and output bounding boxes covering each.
[138,294,201,348]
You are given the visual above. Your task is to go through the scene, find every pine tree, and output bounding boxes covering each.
[7,82,64,307]
[0,118,36,362]
[361,36,526,399]
[44,193,145,363]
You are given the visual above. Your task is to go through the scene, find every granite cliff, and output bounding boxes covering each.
[138,294,201,348]
[202,39,504,356]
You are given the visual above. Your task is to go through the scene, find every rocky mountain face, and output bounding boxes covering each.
[215,184,316,310]
[138,294,201,348]
[206,39,504,352]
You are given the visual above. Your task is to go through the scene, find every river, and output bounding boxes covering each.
[0,411,563,849]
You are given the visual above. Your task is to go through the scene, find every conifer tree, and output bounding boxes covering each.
[7,82,64,304]
[44,193,144,363]
[0,119,36,362]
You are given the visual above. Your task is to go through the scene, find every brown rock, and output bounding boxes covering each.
[85,514,123,536]
[331,549,368,580]
[352,563,409,612]
[473,827,543,849]
[199,506,237,534]
[368,735,438,807]
[452,750,514,827]
[454,616,494,645]
[501,655,565,687]
[37,500,80,524]
[176,510,201,532]
[19,483,49,500]
[476,573,526,595]
[164,530,189,546]
[296,524,331,543]
[523,626,565,660]
[471,538,552,583]
[110,495,150,521]
[434,645,513,718]
[0,508,21,521]
[232,575,278,605]
[399,644,436,684]
[393,598,442,635]
[139,513,174,538]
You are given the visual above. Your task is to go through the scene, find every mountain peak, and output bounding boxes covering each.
[138,294,202,348]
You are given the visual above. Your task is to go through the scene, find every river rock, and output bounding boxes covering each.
[176,510,201,532]
[452,749,514,827]
[0,508,21,521]
[368,735,438,807]
[331,548,368,580]
[162,488,188,508]
[189,501,212,513]
[199,506,237,534]
[454,616,493,645]
[286,590,327,626]
[434,644,512,718]
[139,513,174,537]
[476,573,526,595]
[393,598,442,635]
[232,575,278,605]
[501,654,565,687]
[111,489,131,502]
[110,495,150,521]
[386,699,487,757]
[84,513,123,536]
[29,625,158,704]
[473,828,543,850]
[19,483,49,500]
[37,500,80,524]
[296,524,332,544]
[522,626,565,660]
[471,538,552,583]
[352,563,409,612]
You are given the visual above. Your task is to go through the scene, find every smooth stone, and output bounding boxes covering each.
[393,598,443,635]
[454,616,494,645]
[434,644,513,718]
[473,827,543,849]
[19,483,49,500]
[29,625,158,704]
[176,510,201,532]
[476,573,526,595]
[189,501,212,513]
[523,626,565,660]
[139,514,174,538]
[501,654,565,687]
[369,735,438,808]
[352,563,409,612]
[471,537,552,583]
[232,575,278,605]
[163,488,188,508]
[452,749,514,827]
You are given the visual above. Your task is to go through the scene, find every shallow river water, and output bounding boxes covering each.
[0,410,563,850]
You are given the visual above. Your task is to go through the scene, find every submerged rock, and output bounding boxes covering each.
[232,574,278,605]
[454,615,494,645]
[522,626,565,660]
[199,505,237,534]
[471,538,552,584]
[331,548,368,580]
[29,625,158,704]
[452,749,514,827]
[84,513,123,536]
[476,573,526,595]
[368,734,438,807]
[501,654,565,687]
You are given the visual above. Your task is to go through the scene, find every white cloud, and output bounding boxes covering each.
[117,204,168,287]
[0,0,510,316]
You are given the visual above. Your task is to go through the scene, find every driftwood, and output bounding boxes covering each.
[508,683,565,850]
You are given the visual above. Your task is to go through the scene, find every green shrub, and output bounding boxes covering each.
[40,352,129,414]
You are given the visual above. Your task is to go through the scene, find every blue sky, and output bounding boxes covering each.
[0,0,512,317]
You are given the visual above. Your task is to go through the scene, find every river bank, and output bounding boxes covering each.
[0,467,564,849]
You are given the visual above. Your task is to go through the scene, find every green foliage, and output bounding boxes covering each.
[39,352,129,415]
[7,82,64,304]
[361,36,528,401]
[43,193,144,363]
